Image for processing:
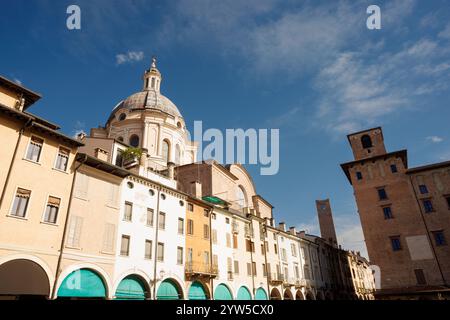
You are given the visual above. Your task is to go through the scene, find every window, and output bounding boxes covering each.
[203,209,209,217]
[127,182,134,189]
[225,217,230,224]
[226,233,231,248]
[162,140,170,163]
[232,234,238,249]
[446,196,450,209]
[147,208,154,226]
[281,248,287,261]
[157,243,164,261]
[274,244,278,254]
[187,248,193,263]
[102,223,116,253]
[356,171,363,180]
[55,147,70,171]
[117,136,124,142]
[419,185,428,194]
[261,243,265,255]
[129,135,139,147]
[383,206,393,219]
[432,231,447,246]
[263,263,267,277]
[145,240,152,259]
[66,216,83,248]
[120,235,130,256]
[361,134,372,149]
[273,233,276,240]
[291,243,297,257]
[115,149,123,167]
[187,219,194,235]
[390,164,398,173]
[203,251,209,265]
[178,218,184,234]
[161,193,166,200]
[124,202,132,221]
[118,113,126,121]
[265,241,269,252]
[187,203,193,211]
[212,229,217,244]
[26,136,43,162]
[179,200,184,207]
[158,212,166,230]
[234,261,240,274]
[203,224,209,239]
[43,196,60,224]
[414,269,426,285]
[423,199,434,213]
[294,264,300,279]
[246,239,255,252]
[377,188,388,200]
[247,263,252,276]
[11,188,31,217]
[252,262,257,276]
[390,236,402,251]
[211,213,216,220]
[177,247,183,265]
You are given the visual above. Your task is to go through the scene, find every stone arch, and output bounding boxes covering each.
[283,289,294,300]
[305,290,315,300]
[361,134,372,149]
[214,283,234,300]
[295,289,305,300]
[187,281,210,300]
[113,270,151,300]
[162,139,171,163]
[156,277,184,300]
[237,285,253,300]
[129,134,140,147]
[270,288,282,300]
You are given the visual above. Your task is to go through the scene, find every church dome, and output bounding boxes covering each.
[112,90,182,118]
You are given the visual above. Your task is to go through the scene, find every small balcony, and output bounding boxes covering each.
[283,277,296,287]
[185,262,218,278]
[295,279,307,288]
[268,273,284,285]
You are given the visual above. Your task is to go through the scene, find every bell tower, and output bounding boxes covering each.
[143,56,162,93]
[347,127,386,161]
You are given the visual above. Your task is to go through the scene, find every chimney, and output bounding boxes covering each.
[77,131,87,141]
[190,181,202,198]
[140,148,148,166]
[278,222,286,232]
[167,161,175,179]
[289,226,297,235]
[94,148,109,162]
[298,230,306,238]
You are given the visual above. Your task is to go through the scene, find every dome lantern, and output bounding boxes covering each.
[143,56,162,93]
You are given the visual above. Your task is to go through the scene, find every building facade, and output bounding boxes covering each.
[341,127,450,299]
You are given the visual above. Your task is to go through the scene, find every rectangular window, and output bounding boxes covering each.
[383,206,393,219]
[157,242,164,261]
[187,203,194,211]
[225,217,230,224]
[356,171,363,180]
[203,224,209,239]
[145,240,152,259]
[414,269,427,285]
[66,216,83,248]
[55,147,70,171]
[377,188,388,200]
[267,263,271,275]
[265,241,269,252]
[203,209,209,217]
[211,213,216,220]
[187,248,193,263]
[11,188,31,218]
[102,223,116,253]
[187,219,194,235]
[252,262,257,276]
[44,196,60,224]
[246,239,254,252]
[274,243,278,254]
[177,246,183,265]
[291,243,297,257]
[294,264,300,279]
[390,164,398,173]
[178,218,184,234]
[423,199,434,213]
[234,260,239,274]
[282,248,287,261]
[120,235,130,256]
[203,251,209,265]
[158,212,166,230]
[261,243,265,255]
[262,263,267,277]
[227,258,232,273]
[419,185,428,194]
[212,229,218,244]
[25,136,43,162]
[147,208,154,226]
[233,234,238,249]
[390,236,402,251]
[124,202,132,221]
[247,263,252,276]
[115,149,123,167]
[226,233,231,248]
[432,231,447,246]
[213,254,218,267]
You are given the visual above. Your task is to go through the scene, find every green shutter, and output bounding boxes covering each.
[237,286,252,300]
[214,284,233,300]
[57,269,106,298]
[115,276,146,300]
[255,288,268,300]
[188,281,207,300]
[156,280,180,300]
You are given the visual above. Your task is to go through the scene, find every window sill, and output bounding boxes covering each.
[40,221,59,226]
[65,245,82,250]
[100,251,115,256]
[6,214,28,221]
[120,254,129,257]
[52,168,69,174]
[22,158,42,166]
[106,204,120,210]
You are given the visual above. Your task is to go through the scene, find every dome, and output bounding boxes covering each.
[112,90,182,118]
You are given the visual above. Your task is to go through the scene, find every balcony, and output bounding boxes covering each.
[295,279,307,288]
[283,277,296,287]
[185,262,218,278]
[268,273,284,285]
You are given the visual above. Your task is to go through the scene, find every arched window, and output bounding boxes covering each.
[175,145,181,165]
[361,135,372,149]
[236,186,247,208]
[129,135,140,147]
[117,136,124,142]
[118,113,127,121]
[162,140,170,164]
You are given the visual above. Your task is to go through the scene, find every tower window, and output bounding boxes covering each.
[383,207,393,219]
[419,185,428,194]
[423,199,434,213]
[118,113,127,121]
[390,236,402,251]
[129,135,140,147]
[361,135,373,149]
[414,269,427,285]
[377,188,388,201]
[356,171,363,180]
[432,230,447,246]
[151,77,156,89]
[390,164,398,173]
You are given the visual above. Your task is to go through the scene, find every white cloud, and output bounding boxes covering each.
[116,51,145,65]
[426,136,444,143]
[334,214,368,258]
[438,23,450,39]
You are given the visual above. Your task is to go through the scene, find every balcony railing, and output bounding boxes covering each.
[295,279,307,288]
[268,273,284,284]
[185,262,218,277]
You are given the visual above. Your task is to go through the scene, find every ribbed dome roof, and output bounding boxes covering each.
[112,89,182,118]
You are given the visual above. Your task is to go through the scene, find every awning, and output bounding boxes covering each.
[57,269,106,298]
[255,288,268,300]
[115,276,147,300]
[237,286,252,300]
[156,280,181,300]
[188,282,207,300]
[214,284,233,300]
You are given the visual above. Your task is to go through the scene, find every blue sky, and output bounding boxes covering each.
[2,0,450,257]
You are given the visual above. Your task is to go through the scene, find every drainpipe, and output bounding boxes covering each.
[262,224,270,300]
[249,219,256,297]
[408,175,447,286]
[51,154,87,300]
[0,118,33,211]
[152,187,162,299]
[209,207,213,300]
